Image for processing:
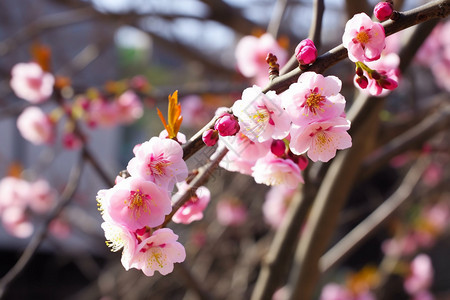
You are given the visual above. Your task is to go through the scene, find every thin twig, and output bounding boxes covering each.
[161,147,228,228]
[0,155,85,298]
[319,157,430,273]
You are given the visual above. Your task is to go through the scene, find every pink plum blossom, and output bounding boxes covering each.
[235,33,288,86]
[0,177,30,213]
[127,137,188,190]
[101,221,138,270]
[232,85,290,143]
[159,130,187,144]
[115,90,144,124]
[295,39,318,65]
[100,177,172,231]
[263,185,296,229]
[10,62,54,103]
[85,99,119,128]
[130,228,186,276]
[342,13,386,62]
[404,254,434,296]
[252,153,304,188]
[281,72,346,125]
[216,131,271,175]
[216,198,247,226]
[172,182,210,224]
[289,117,352,162]
[17,106,54,145]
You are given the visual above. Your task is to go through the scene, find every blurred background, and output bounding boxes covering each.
[0,0,449,299]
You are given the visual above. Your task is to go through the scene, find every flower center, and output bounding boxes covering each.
[148,153,172,176]
[356,30,370,44]
[126,189,151,219]
[305,91,325,115]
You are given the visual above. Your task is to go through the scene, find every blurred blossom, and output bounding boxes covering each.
[216,198,247,226]
[62,132,83,150]
[235,33,288,86]
[180,95,210,128]
[10,62,54,103]
[422,163,443,187]
[404,254,434,296]
[27,179,57,214]
[17,106,54,145]
[115,90,144,124]
[49,217,71,239]
[2,206,34,238]
[263,185,296,229]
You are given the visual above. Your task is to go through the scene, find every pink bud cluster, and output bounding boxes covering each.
[202,109,240,147]
[374,1,394,22]
[214,72,352,189]
[0,177,58,238]
[295,39,318,66]
[10,62,144,149]
[342,13,400,96]
[98,134,211,276]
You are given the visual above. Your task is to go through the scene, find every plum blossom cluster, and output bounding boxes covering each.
[97,136,189,276]
[211,71,351,189]
[0,176,57,238]
[342,12,400,96]
[10,62,144,150]
[98,131,212,276]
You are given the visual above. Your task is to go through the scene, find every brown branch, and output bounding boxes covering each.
[267,0,290,38]
[0,155,85,298]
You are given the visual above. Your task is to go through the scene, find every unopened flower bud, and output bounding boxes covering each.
[297,155,309,171]
[202,129,219,146]
[379,77,398,90]
[214,114,240,136]
[355,66,364,77]
[371,71,381,80]
[271,140,286,157]
[374,2,394,21]
[355,75,369,89]
[295,39,318,65]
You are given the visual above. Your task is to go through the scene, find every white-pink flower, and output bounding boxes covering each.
[342,13,386,62]
[101,221,138,270]
[100,177,172,231]
[235,33,288,86]
[127,137,188,190]
[115,90,144,124]
[2,206,34,238]
[281,72,346,125]
[232,85,290,143]
[130,228,186,276]
[172,182,210,224]
[404,254,434,296]
[17,106,54,145]
[289,117,352,162]
[252,153,304,188]
[10,62,54,103]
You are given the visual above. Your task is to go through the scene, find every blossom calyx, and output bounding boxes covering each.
[202,129,219,146]
[374,2,394,21]
[214,114,240,137]
[295,39,318,65]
